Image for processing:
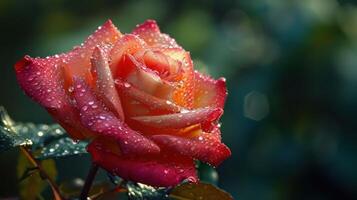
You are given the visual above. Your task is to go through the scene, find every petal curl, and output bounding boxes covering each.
[91,46,124,120]
[136,50,183,81]
[160,48,195,108]
[88,138,197,187]
[132,107,222,129]
[14,56,87,139]
[15,56,66,109]
[72,78,160,155]
[132,19,181,49]
[115,79,182,114]
[151,132,231,167]
[120,54,175,99]
[63,20,122,83]
[110,34,147,76]
[14,20,122,139]
[193,71,227,109]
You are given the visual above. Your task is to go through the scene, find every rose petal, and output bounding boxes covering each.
[135,50,183,81]
[132,19,181,49]
[14,56,87,139]
[160,48,195,108]
[115,79,182,114]
[63,20,121,84]
[122,54,175,99]
[14,20,122,139]
[72,78,160,155]
[193,71,227,109]
[132,107,223,129]
[15,56,66,109]
[151,132,231,166]
[91,46,125,120]
[110,34,147,76]
[88,138,197,187]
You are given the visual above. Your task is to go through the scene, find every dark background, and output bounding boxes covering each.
[1,0,357,199]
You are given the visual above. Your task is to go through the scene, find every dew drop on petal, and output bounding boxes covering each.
[124,82,131,88]
[68,86,74,93]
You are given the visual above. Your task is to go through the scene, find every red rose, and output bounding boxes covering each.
[14,20,231,187]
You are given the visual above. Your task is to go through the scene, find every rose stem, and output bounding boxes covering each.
[19,146,63,200]
[80,162,99,200]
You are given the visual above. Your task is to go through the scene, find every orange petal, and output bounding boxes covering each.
[132,107,222,129]
[161,48,195,108]
[63,20,122,87]
[110,34,147,76]
[115,79,182,114]
[193,71,227,109]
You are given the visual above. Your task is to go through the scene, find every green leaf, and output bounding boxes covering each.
[17,153,57,200]
[0,107,31,151]
[0,106,88,159]
[0,106,65,150]
[127,181,170,200]
[36,137,88,160]
[107,173,123,185]
[170,182,233,200]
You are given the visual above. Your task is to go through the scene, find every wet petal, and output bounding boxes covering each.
[14,20,122,140]
[132,107,223,129]
[14,56,87,139]
[122,54,175,99]
[91,46,125,120]
[110,34,147,76]
[152,133,231,166]
[15,56,66,109]
[136,50,183,81]
[88,138,197,187]
[62,20,121,84]
[160,48,195,108]
[132,19,181,49]
[193,71,227,109]
[72,78,160,155]
[115,79,182,114]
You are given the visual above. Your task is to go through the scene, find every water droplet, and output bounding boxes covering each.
[124,82,131,88]
[37,131,44,137]
[181,109,189,113]
[68,86,74,93]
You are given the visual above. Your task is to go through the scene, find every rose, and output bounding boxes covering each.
[14,19,231,187]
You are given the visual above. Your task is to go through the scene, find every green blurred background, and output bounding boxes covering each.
[1,0,357,199]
